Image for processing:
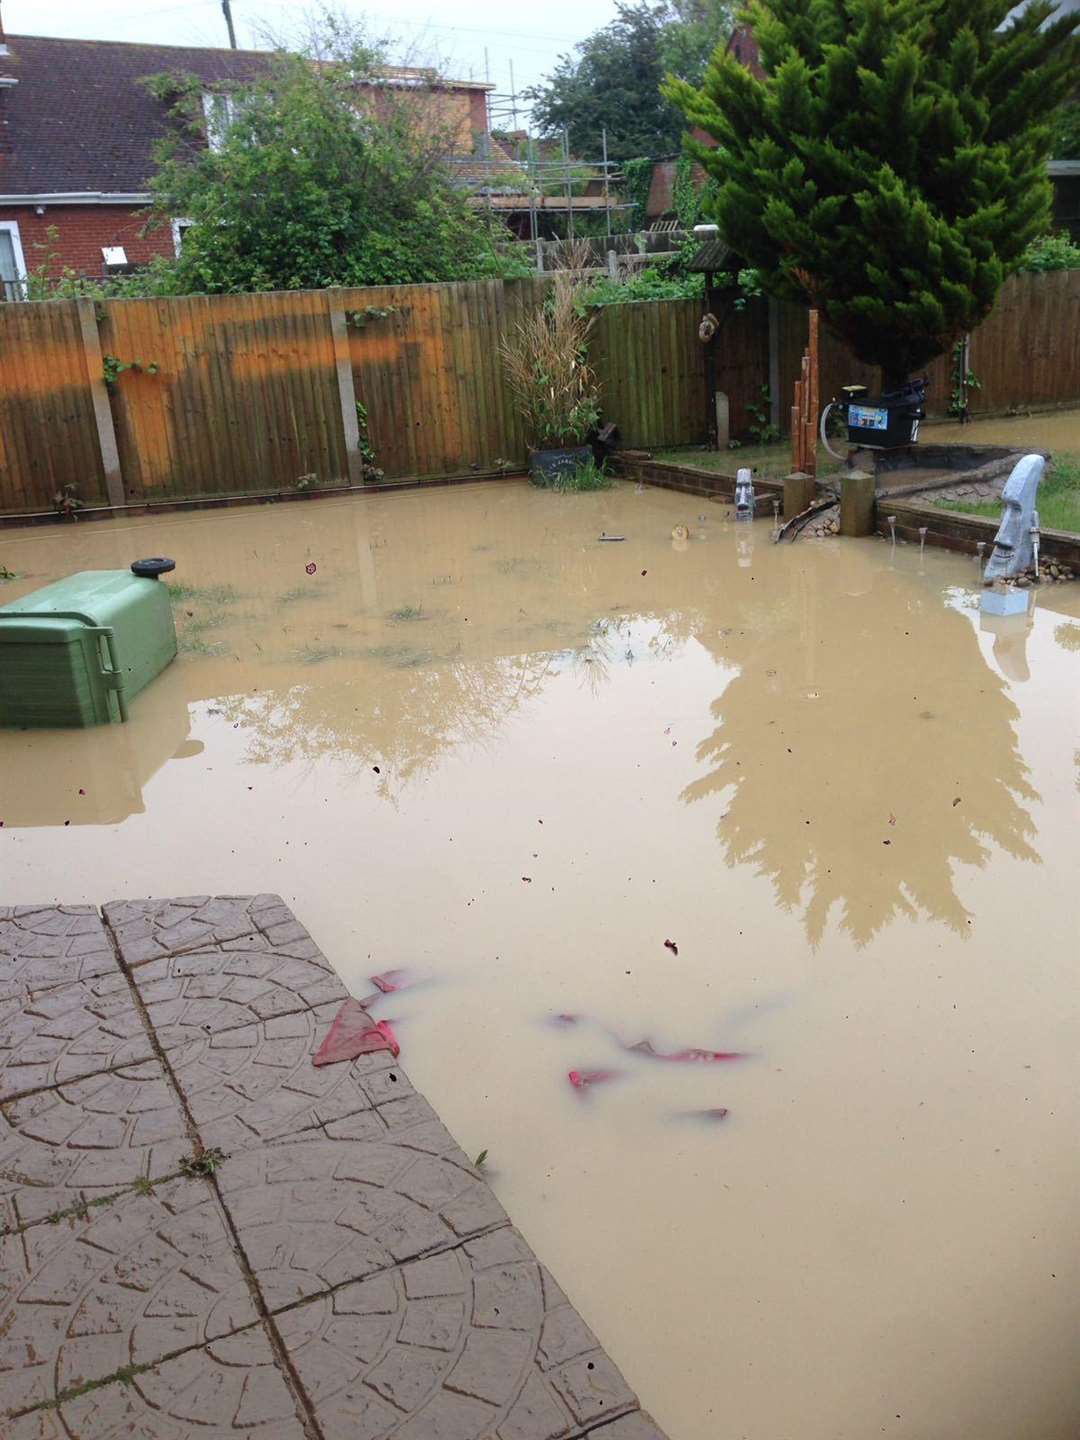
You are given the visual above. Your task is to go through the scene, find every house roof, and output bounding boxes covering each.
[0,35,492,199]
[0,35,270,196]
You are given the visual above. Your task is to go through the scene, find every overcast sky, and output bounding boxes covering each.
[4,0,620,123]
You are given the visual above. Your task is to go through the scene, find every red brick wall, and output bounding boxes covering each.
[467,90,489,139]
[0,205,175,279]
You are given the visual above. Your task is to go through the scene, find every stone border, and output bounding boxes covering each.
[875,497,1080,570]
[614,450,786,504]
[1,899,667,1440]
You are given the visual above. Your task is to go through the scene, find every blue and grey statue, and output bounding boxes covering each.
[983,453,1044,583]
[735,467,755,523]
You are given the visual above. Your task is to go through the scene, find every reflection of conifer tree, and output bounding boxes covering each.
[683,551,1039,947]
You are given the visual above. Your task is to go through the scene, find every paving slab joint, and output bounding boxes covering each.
[100,909,325,1440]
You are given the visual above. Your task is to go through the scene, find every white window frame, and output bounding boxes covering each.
[171,217,194,257]
[0,219,28,301]
[202,91,238,152]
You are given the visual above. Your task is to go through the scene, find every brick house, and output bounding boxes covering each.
[0,28,493,298]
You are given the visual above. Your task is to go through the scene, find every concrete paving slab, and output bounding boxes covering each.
[0,974,156,1102]
[0,1174,259,1418]
[0,901,668,1440]
[129,946,349,1051]
[0,907,118,1001]
[104,894,327,970]
[165,1008,401,1153]
[0,1058,191,1232]
[40,1330,310,1440]
[212,1130,508,1314]
[273,1231,639,1440]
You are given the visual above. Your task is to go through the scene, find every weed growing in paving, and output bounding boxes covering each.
[389,604,425,621]
[180,1148,226,1178]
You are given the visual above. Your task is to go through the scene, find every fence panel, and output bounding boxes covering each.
[0,300,104,514]
[97,290,348,500]
[592,298,711,449]
[340,277,548,479]
[4,272,1080,517]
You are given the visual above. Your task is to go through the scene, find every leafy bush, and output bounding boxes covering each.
[1017,231,1080,272]
[582,263,704,306]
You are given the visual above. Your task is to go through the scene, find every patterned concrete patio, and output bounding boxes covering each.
[1,898,666,1440]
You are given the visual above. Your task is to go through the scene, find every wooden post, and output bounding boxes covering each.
[792,380,804,472]
[839,470,875,536]
[326,288,366,486]
[768,296,781,434]
[76,298,125,509]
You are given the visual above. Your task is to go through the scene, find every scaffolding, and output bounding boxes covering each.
[459,67,633,254]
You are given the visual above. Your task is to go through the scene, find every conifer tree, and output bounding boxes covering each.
[666,0,1080,387]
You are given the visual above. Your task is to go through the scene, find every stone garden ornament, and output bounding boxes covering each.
[983,453,1044,582]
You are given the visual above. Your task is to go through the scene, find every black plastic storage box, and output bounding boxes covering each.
[846,378,927,450]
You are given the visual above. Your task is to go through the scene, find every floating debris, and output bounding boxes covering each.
[313,1000,399,1066]
[568,1068,621,1090]
[626,1039,746,1064]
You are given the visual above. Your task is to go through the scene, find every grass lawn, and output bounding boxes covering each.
[654,440,844,479]
[932,453,1080,534]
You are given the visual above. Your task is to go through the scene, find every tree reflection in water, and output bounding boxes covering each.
[682,548,1039,947]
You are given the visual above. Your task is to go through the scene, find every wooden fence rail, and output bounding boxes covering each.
[2,270,1080,517]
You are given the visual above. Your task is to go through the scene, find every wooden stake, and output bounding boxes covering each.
[76,299,125,508]
[326,288,366,486]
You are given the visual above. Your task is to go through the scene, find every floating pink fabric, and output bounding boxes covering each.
[313,1000,400,1066]
[370,969,411,994]
[568,1068,621,1090]
[627,1039,746,1064]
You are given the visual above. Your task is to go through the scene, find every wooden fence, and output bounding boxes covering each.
[2,270,1080,517]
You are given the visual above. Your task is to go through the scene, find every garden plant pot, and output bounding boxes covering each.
[528,446,591,485]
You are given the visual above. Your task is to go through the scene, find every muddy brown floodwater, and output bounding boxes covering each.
[2,481,1080,1440]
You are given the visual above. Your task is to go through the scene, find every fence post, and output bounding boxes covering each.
[325,288,366,486]
[76,299,125,508]
[768,296,781,434]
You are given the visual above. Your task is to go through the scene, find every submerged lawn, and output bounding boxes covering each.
[933,452,1080,533]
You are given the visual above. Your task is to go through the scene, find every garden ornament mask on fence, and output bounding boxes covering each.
[983,453,1044,582]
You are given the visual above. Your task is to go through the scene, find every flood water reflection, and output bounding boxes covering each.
[683,544,1041,945]
[2,482,1079,1440]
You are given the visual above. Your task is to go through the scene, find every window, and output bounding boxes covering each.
[0,221,27,302]
[171,218,194,256]
[202,91,240,152]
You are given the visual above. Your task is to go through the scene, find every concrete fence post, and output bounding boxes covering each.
[326,288,367,486]
[76,298,125,509]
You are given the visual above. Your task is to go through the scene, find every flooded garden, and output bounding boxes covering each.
[2,480,1079,1440]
